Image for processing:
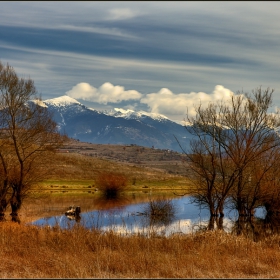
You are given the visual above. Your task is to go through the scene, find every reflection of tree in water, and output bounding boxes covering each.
[93,195,132,213]
[192,211,280,242]
[231,213,280,242]
[263,213,280,234]
[85,195,133,230]
[66,214,81,223]
[140,199,176,228]
[192,216,225,233]
[207,216,224,231]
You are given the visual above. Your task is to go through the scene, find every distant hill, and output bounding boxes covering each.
[59,139,190,177]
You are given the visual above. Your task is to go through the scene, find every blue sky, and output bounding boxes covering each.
[1,1,280,123]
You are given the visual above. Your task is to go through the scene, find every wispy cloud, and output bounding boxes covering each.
[0,2,280,122]
[107,8,138,21]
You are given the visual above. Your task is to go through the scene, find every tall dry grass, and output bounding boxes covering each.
[0,222,280,278]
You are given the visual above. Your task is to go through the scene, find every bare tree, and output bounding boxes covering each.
[182,137,220,217]
[258,148,280,217]
[0,61,66,221]
[176,126,236,218]
[180,87,280,219]
[231,144,280,218]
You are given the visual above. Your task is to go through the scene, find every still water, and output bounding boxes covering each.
[31,195,266,237]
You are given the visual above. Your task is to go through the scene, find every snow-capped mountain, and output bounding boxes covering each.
[104,108,169,122]
[44,95,82,107]
[40,95,194,152]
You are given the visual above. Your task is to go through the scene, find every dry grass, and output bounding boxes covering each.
[0,222,280,278]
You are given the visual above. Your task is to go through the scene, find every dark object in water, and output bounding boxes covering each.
[65,206,81,216]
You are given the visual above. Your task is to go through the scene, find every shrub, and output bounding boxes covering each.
[95,171,128,199]
[142,199,176,226]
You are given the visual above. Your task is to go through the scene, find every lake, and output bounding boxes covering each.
[31,195,267,237]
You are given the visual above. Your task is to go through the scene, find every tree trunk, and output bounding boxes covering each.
[209,203,217,217]
[0,179,9,220]
[235,216,245,236]
[10,193,22,223]
[218,199,225,217]
[237,196,246,217]
[207,216,215,230]
[217,216,224,230]
[0,198,7,221]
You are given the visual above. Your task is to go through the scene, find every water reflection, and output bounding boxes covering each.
[31,195,269,238]
[93,195,132,211]
[65,214,81,222]
[138,199,176,229]
[228,213,280,242]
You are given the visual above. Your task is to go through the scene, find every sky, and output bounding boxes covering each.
[1,1,280,123]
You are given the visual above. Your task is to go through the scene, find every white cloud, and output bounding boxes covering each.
[66,82,142,104]
[66,83,236,121]
[140,85,234,118]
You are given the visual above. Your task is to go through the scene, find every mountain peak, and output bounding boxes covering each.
[137,110,169,120]
[114,108,135,114]
[44,95,81,107]
[105,107,169,121]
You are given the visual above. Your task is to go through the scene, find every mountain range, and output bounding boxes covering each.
[37,95,194,153]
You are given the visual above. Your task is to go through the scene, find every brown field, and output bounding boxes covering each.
[0,222,280,278]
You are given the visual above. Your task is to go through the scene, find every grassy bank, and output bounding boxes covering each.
[37,177,188,192]
[0,222,279,278]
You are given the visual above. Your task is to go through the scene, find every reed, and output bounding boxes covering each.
[0,222,279,278]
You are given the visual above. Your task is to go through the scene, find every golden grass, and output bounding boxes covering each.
[0,222,280,278]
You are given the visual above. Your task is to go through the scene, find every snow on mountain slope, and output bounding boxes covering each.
[30,99,48,108]
[43,95,171,123]
[44,95,82,107]
[104,108,169,122]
